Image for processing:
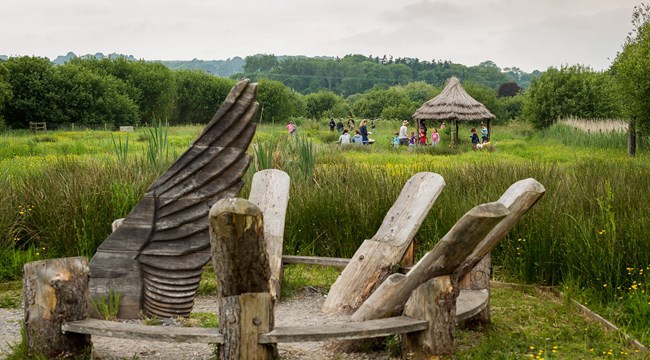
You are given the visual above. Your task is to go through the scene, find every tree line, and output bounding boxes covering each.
[240,54,540,96]
[1,2,649,135]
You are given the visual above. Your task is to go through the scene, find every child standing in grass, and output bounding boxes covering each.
[481,123,489,143]
[431,128,440,146]
[286,121,296,136]
[419,128,427,145]
[470,128,480,149]
[409,131,417,149]
[393,132,400,147]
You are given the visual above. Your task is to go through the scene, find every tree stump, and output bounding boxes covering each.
[23,257,91,358]
[209,197,278,360]
[403,275,457,358]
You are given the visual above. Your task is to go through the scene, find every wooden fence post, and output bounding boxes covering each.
[210,197,279,360]
[403,275,457,358]
[23,257,91,358]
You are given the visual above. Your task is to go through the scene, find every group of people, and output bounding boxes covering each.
[289,117,489,149]
[338,119,371,145]
[394,120,444,148]
[329,118,375,134]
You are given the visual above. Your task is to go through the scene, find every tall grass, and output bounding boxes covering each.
[1,124,648,341]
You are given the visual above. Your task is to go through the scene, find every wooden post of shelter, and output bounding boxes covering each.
[487,118,492,142]
[23,257,91,358]
[209,197,279,360]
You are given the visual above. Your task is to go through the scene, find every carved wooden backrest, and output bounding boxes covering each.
[89,80,259,318]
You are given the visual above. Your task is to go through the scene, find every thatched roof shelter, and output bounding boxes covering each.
[413,76,495,145]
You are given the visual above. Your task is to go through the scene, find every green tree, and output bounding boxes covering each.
[3,56,63,128]
[463,82,504,122]
[256,78,303,123]
[54,62,139,126]
[304,90,343,119]
[174,70,235,125]
[244,54,279,73]
[72,58,176,124]
[523,65,621,128]
[0,61,13,128]
[613,3,650,132]
[352,87,413,119]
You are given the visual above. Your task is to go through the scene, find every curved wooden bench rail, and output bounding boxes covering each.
[259,316,427,344]
[62,318,224,344]
[61,290,487,345]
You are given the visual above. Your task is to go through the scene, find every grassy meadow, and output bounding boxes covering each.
[0,118,649,347]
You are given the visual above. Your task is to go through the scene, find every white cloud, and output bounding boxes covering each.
[0,0,641,70]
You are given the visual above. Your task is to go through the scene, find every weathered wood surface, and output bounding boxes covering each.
[456,289,489,323]
[452,178,545,284]
[210,197,278,359]
[23,257,91,358]
[248,169,290,301]
[62,318,224,343]
[89,79,259,318]
[282,255,351,268]
[259,316,428,344]
[351,202,509,322]
[323,172,445,314]
[458,254,491,325]
[403,276,456,358]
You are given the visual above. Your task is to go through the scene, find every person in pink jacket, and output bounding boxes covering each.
[430,128,440,146]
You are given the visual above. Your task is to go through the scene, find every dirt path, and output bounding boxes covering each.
[0,291,395,359]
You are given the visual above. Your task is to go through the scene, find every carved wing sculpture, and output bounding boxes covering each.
[89,80,258,318]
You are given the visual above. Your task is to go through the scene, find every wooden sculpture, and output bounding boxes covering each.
[89,80,259,318]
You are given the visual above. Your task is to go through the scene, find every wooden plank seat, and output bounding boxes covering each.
[61,318,224,344]
[259,316,427,344]
[62,290,485,344]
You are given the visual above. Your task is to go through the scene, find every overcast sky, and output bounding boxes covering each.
[1,0,642,72]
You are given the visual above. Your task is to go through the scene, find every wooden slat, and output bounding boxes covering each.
[258,316,428,344]
[455,289,489,323]
[62,319,224,344]
[282,255,351,268]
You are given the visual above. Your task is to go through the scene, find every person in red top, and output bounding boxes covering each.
[418,129,427,145]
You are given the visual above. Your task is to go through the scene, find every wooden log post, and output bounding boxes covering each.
[323,172,445,314]
[23,257,91,358]
[402,275,456,358]
[248,169,291,301]
[209,198,279,360]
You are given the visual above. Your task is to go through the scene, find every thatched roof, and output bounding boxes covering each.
[413,77,495,121]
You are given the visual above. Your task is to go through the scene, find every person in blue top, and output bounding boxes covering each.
[359,120,369,145]
[481,123,489,143]
[470,128,480,149]
[352,130,363,145]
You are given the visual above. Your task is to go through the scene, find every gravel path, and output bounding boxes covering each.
[0,291,396,359]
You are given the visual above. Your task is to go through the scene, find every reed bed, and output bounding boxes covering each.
[1,122,648,342]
